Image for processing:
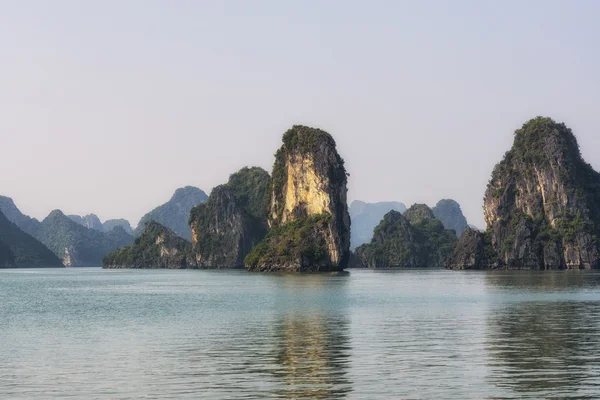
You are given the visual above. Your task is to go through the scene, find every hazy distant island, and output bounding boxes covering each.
[355,204,457,268]
[448,117,600,270]
[134,186,208,241]
[0,209,63,268]
[69,214,134,235]
[0,196,133,267]
[349,201,407,249]
[432,199,468,238]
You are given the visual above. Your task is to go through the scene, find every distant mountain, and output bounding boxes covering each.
[355,205,457,268]
[0,239,14,267]
[432,199,468,238]
[0,196,41,236]
[104,221,193,269]
[134,186,208,240]
[349,200,407,249]
[69,214,134,235]
[0,197,133,267]
[38,210,133,267]
[0,210,63,268]
[68,214,103,231]
[103,219,133,235]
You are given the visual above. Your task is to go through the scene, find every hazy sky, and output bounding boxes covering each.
[2,0,600,229]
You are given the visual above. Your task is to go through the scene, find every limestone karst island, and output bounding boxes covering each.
[3,118,600,272]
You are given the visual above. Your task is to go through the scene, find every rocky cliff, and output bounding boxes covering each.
[349,200,407,249]
[432,199,468,237]
[103,221,194,269]
[134,186,208,240]
[189,167,270,268]
[448,117,600,270]
[245,125,351,272]
[355,205,457,268]
[445,227,496,270]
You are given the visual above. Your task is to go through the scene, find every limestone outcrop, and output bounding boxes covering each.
[448,117,600,270]
[245,126,351,272]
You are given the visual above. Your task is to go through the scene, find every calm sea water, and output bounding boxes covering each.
[1,268,600,399]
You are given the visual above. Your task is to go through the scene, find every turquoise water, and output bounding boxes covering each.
[1,268,600,399]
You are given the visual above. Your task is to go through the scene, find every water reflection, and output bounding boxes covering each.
[270,313,352,399]
[268,273,352,399]
[484,270,600,291]
[485,273,600,398]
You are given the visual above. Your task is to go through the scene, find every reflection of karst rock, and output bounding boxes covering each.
[485,273,600,395]
[271,314,351,399]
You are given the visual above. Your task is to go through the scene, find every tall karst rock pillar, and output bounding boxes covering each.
[245,125,351,272]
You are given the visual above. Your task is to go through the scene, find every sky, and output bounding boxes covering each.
[1,0,600,229]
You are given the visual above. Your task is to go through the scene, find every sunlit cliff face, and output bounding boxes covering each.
[276,155,332,225]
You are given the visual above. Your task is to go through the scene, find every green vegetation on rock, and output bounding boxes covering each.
[244,213,332,271]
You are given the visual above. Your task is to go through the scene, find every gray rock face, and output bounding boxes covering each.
[432,199,468,237]
[445,227,494,270]
[451,117,600,270]
[189,167,270,268]
[134,186,208,240]
[349,200,407,249]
